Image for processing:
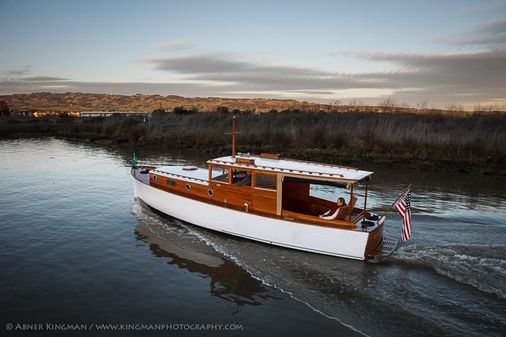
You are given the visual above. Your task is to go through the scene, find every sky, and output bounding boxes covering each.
[1,0,505,109]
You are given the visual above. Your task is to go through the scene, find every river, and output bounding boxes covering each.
[1,138,504,336]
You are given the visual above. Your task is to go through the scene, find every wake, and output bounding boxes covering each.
[392,244,506,299]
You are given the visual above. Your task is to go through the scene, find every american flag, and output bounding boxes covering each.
[395,190,412,243]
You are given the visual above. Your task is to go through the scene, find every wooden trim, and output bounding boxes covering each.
[260,153,280,160]
[365,223,384,258]
[276,174,283,215]
[275,172,357,184]
[236,158,255,165]
[351,210,367,224]
[254,186,276,192]
[281,210,356,229]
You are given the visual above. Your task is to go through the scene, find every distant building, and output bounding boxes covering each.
[10,111,33,117]
[33,111,64,117]
[80,111,148,117]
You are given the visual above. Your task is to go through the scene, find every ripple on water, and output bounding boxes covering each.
[392,244,506,299]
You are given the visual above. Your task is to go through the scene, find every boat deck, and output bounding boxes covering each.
[133,165,210,185]
[132,167,151,184]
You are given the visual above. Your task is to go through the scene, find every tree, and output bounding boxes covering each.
[173,106,189,115]
[152,107,166,114]
[0,100,10,116]
[217,106,229,114]
[379,97,396,107]
[416,100,428,110]
[331,99,342,107]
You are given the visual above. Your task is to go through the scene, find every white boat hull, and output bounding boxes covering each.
[134,178,370,260]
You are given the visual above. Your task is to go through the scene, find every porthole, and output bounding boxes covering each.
[151,175,157,181]
[185,184,191,191]
[207,189,214,197]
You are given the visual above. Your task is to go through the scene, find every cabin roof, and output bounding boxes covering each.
[208,155,373,182]
[152,166,209,185]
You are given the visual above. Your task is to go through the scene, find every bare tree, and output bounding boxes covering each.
[379,97,396,107]
[416,100,428,110]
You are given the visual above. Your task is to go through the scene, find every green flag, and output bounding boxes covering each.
[132,152,138,166]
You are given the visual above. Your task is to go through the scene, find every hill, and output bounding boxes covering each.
[1,92,503,115]
[0,92,322,113]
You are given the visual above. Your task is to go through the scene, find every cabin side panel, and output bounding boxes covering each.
[148,172,277,215]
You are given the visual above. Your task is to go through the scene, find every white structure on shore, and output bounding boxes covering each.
[80,111,148,117]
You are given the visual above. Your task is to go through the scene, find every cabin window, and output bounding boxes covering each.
[309,183,344,202]
[166,180,176,186]
[232,169,252,187]
[254,173,276,190]
[211,167,230,183]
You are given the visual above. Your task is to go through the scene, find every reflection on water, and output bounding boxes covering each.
[134,209,280,309]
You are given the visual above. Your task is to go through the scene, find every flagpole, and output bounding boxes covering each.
[384,183,412,217]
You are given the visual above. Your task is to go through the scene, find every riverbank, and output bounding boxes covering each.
[1,111,505,175]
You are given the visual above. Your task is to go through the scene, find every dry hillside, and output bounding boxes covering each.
[1,92,504,115]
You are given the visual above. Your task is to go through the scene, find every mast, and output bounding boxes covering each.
[232,116,236,158]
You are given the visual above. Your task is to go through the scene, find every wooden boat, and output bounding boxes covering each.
[132,118,401,261]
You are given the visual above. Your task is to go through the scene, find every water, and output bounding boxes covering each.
[1,138,505,336]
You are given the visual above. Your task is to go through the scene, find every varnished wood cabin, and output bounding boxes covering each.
[140,152,376,233]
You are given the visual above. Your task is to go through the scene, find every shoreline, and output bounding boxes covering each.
[1,113,504,176]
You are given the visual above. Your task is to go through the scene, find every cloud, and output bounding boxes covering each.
[475,19,506,35]
[153,40,193,52]
[143,49,506,106]
[146,54,255,73]
[0,76,237,97]
[145,54,385,91]
[20,76,70,81]
[452,19,506,48]
[357,50,506,87]
[3,65,32,76]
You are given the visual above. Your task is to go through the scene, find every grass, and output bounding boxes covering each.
[1,110,505,174]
